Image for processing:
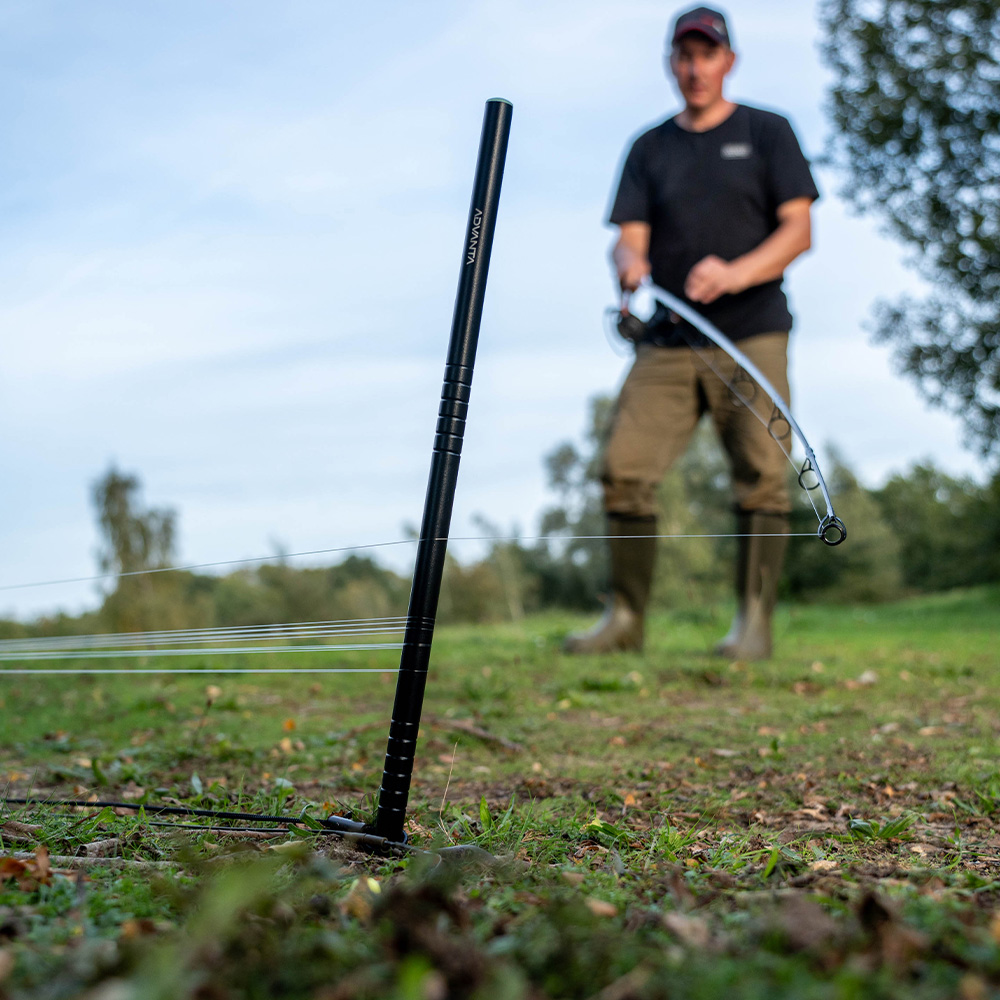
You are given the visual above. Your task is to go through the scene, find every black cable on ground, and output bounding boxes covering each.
[1,796,415,855]
[3,797,317,825]
[2,798,512,868]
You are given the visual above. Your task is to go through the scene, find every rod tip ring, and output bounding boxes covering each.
[818,516,847,546]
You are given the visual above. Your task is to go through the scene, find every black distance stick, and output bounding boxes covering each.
[365,99,512,844]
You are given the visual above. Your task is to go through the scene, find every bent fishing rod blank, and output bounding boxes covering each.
[622,280,847,547]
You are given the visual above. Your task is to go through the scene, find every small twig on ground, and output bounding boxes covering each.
[189,690,218,750]
[1,820,44,842]
[8,852,180,872]
[438,741,460,831]
[428,716,523,752]
[80,838,120,858]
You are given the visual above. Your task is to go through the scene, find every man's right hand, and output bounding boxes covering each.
[617,253,651,292]
[611,222,652,292]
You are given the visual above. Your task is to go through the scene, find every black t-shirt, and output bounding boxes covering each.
[608,104,819,341]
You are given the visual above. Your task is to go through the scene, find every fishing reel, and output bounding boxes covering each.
[605,287,674,352]
[604,287,656,350]
[603,306,644,356]
[616,310,649,343]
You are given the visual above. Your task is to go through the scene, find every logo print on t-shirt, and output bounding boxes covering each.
[721,143,752,159]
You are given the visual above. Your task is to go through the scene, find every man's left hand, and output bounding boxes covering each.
[684,255,746,304]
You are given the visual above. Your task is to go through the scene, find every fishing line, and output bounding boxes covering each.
[0,645,401,660]
[0,618,408,653]
[0,539,420,593]
[0,643,402,662]
[0,527,814,667]
[0,667,401,674]
[452,532,815,543]
[1,531,821,596]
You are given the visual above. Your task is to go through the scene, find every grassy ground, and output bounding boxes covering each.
[1,585,999,998]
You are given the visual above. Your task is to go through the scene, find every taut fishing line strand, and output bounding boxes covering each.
[0,667,400,674]
[0,539,422,592]
[0,619,408,653]
[0,643,403,662]
[0,530,817,595]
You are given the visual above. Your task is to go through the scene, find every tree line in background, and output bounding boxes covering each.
[2,401,997,641]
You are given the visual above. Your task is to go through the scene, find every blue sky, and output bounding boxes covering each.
[0,0,980,619]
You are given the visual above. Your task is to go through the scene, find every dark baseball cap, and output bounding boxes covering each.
[671,6,732,47]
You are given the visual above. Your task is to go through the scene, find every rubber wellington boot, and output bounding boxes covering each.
[563,516,657,654]
[714,511,789,661]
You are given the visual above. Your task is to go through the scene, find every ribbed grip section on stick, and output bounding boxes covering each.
[434,366,473,455]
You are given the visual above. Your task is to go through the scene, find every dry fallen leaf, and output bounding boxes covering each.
[0,847,52,891]
[796,807,828,821]
[120,918,158,940]
[858,892,930,970]
[585,898,618,918]
[662,912,710,948]
[27,845,50,883]
[776,895,839,952]
[341,877,381,922]
[959,974,989,1000]
[0,858,28,884]
[809,859,839,873]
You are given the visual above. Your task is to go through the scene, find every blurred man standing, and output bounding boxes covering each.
[564,6,819,659]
